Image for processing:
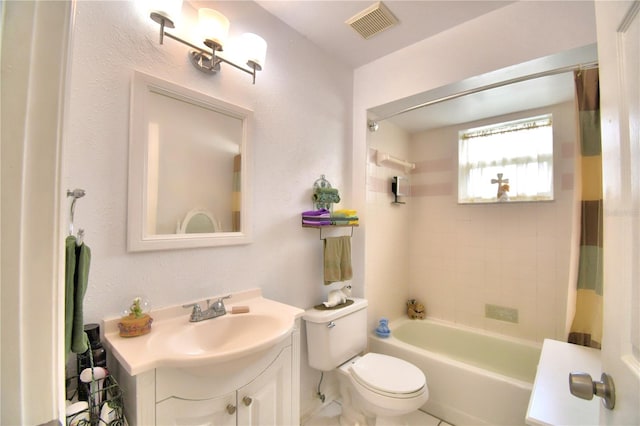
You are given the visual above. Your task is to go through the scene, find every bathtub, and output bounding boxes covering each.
[369,317,542,426]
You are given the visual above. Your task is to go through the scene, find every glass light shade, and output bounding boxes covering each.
[241,33,267,70]
[149,0,183,28]
[198,8,230,50]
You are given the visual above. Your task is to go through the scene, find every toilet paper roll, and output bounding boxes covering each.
[100,400,117,423]
[66,401,89,426]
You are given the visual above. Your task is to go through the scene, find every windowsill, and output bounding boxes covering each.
[458,198,555,205]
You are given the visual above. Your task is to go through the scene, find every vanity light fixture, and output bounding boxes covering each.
[149,0,267,84]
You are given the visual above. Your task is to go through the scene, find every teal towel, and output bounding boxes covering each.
[65,236,91,361]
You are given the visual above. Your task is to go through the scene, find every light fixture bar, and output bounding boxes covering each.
[150,14,262,84]
[163,31,206,52]
[188,49,258,84]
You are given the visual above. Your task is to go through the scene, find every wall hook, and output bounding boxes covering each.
[67,188,86,237]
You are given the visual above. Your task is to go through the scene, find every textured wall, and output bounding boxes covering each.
[365,122,412,325]
[61,0,353,417]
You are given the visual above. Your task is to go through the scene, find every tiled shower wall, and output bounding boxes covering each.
[367,101,581,343]
[366,123,413,327]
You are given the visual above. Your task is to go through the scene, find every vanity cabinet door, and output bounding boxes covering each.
[237,346,292,426]
[155,392,236,426]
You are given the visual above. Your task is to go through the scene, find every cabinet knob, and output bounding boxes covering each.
[226,404,236,415]
[243,396,253,406]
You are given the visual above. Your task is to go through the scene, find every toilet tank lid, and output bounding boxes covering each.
[303,298,368,323]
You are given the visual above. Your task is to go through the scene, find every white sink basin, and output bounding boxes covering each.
[102,289,304,376]
[147,313,290,357]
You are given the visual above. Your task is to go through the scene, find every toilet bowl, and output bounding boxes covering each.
[337,353,428,424]
[303,298,428,426]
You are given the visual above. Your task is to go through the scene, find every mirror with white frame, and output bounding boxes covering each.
[128,71,252,251]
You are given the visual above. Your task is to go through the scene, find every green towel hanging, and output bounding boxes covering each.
[323,236,352,285]
[64,236,76,361]
[65,235,91,361]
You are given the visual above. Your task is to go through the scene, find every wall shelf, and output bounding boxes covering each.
[375,149,415,173]
[301,224,359,228]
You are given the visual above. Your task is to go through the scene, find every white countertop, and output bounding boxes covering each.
[526,338,601,426]
[102,288,304,376]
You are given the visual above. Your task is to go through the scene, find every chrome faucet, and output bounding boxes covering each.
[183,295,231,322]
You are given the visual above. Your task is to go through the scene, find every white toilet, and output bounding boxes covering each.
[303,298,428,426]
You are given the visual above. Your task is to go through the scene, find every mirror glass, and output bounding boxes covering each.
[178,209,221,233]
[128,71,252,251]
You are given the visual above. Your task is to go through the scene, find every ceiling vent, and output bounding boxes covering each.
[346,1,398,40]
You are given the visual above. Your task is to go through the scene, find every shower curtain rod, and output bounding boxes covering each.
[370,60,599,124]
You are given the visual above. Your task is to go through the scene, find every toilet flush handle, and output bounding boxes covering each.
[327,321,336,328]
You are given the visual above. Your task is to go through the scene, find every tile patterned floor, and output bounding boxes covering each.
[303,401,453,426]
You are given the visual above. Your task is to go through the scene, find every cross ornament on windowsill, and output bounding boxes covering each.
[491,173,510,201]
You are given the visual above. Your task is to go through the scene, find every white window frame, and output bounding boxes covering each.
[458,114,554,204]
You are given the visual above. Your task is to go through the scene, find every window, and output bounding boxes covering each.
[458,114,554,203]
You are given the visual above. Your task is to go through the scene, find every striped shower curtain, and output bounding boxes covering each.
[568,68,603,349]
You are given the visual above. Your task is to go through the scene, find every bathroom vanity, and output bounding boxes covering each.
[103,289,304,425]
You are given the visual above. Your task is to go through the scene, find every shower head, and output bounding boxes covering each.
[368,120,379,132]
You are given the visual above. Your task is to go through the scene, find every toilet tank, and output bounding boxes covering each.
[303,298,368,371]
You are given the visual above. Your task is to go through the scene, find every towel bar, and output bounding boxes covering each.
[302,223,356,239]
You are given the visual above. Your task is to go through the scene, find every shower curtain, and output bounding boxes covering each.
[568,68,603,349]
[232,154,241,231]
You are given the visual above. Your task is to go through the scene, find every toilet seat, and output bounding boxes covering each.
[349,353,426,399]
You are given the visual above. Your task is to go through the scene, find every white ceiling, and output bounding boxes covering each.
[188,1,590,133]
[254,1,514,69]
[249,1,585,133]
